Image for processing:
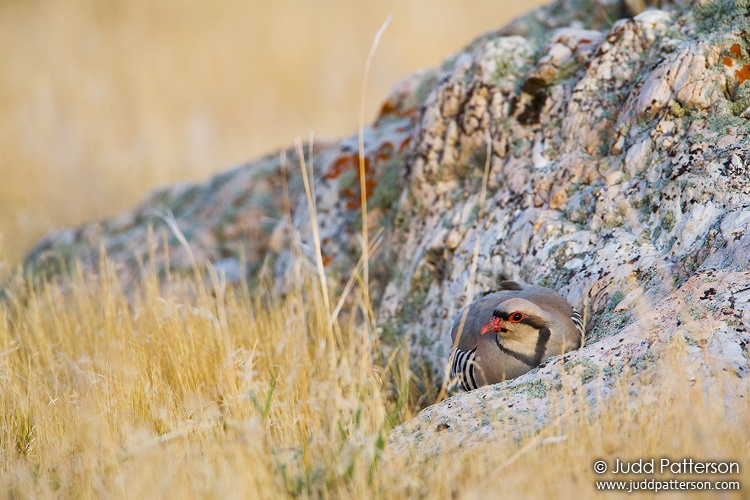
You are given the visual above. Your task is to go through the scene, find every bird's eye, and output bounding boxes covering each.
[510,312,524,323]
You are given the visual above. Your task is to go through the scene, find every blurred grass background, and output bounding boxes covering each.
[0,0,545,267]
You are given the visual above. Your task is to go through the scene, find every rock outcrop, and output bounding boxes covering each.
[18,0,750,449]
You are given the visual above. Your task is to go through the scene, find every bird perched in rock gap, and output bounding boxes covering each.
[450,280,583,391]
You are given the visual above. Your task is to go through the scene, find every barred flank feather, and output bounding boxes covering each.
[450,346,479,392]
[571,309,584,337]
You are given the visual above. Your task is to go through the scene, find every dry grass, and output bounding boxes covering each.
[1,261,748,498]
[0,262,410,498]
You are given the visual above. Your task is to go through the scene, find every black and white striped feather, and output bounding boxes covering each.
[571,309,584,338]
[450,346,479,392]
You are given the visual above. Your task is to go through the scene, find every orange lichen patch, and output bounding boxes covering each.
[340,172,379,210]
[326,153,375,181]
[736,64,750,85]
[375,142,393,163]
[378,100,418,119]
[330,141,395,211]
[379,100,399,117]
[730,44,742,57]
[364,178,377,197]
[322,254,333,267]
[398,136,411,152]
[723,57,734,67]
[326,153,359,180]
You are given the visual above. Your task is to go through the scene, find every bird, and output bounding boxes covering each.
[449,280,583,391]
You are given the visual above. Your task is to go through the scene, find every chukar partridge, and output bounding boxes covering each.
[450,280,583,391]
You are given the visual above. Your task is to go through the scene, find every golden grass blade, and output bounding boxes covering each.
[295,138,332,324]
[358,14,393,326]
[149,209,200,279]
[331,227,384,325]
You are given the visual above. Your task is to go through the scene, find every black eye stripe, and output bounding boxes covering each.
[495,311,546,329]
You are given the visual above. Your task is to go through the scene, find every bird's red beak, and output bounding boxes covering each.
[480,317,504,335]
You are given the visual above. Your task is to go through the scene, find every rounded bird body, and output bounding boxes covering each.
[450,281,583,391]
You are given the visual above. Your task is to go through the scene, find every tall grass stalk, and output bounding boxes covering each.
[358,15,392,327]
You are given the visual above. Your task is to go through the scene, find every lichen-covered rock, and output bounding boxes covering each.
[21,70,424,298]
[378,1,750,380]
[16,0,750,447]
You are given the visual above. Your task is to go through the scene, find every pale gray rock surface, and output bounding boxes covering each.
[16,0,750,451]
